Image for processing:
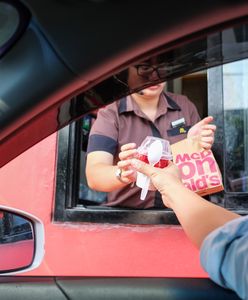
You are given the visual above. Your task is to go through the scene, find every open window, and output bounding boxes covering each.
[54,20,248,224]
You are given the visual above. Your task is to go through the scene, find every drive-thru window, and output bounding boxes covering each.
[54,23,248,224]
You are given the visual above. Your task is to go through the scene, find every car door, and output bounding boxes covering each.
[0,0,247,299]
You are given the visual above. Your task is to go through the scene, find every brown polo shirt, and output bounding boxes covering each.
[87,92,200,208]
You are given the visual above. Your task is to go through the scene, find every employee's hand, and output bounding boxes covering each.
[187,116,216,149]
[117,143,138,184]
[131,159,183,207]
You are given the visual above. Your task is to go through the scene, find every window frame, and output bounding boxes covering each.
[54,63,248,224]
[208,64,248,212]
[53,18,248,224]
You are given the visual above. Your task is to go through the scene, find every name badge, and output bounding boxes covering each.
[171,117,186,128]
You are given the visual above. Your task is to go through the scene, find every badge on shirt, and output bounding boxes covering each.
[171,117,186,128]
[167,125,191,136]
[168,118,190,136]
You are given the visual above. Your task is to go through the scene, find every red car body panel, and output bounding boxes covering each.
[0,134,207,277]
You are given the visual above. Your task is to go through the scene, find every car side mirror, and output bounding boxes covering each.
[0,207,44,274]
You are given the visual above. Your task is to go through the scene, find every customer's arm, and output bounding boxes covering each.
[132,160,248,299]
[160,177,239,248]
[131,160,240,248]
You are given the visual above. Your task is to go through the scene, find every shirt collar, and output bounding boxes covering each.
[118,92,181,115]
[164,93,181,111]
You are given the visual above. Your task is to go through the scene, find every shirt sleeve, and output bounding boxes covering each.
[200,216,248,299]
[87,104,119,155]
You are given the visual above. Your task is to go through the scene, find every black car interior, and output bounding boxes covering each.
[0,277,241,300]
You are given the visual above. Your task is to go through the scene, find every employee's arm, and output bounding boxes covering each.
[86,151,126,192]
[86,144,137,192]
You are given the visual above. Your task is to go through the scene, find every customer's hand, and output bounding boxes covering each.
[117,143,138,184]
[131,159,183,207]
[187,116,216,149]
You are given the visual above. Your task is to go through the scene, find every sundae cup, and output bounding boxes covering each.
[136,136,173,193]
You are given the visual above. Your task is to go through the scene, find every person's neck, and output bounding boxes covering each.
[132,93,160,122]
[132,93,160,109]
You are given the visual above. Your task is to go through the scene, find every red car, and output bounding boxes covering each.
[0,0,247,299]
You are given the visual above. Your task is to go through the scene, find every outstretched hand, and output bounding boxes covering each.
[131,159,183,207]
[187,116,216,149]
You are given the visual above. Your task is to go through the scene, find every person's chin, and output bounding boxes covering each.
[144,86,163,95]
